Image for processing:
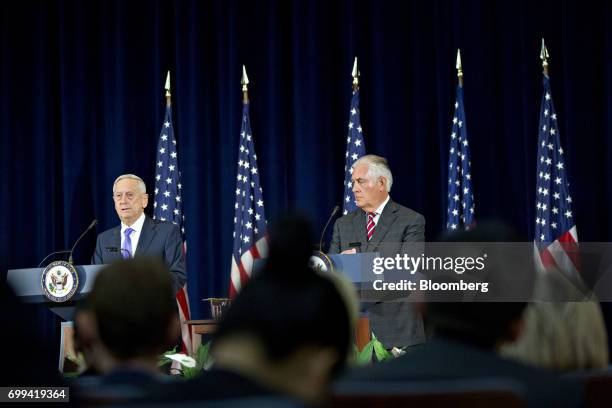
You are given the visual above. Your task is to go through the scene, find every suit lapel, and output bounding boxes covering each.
[134,216,156,256]
[111,227,121,247]
[351,208,368,250]
[366,200,398,252]
[109,227,122,261]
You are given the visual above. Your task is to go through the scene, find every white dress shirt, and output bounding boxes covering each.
[367,195,390,227]
[121,212,146,257]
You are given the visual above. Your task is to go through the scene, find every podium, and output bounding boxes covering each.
[329,253,379,350]
[254,252,379,285]
[6,264,105,320]
[328,253,378,285]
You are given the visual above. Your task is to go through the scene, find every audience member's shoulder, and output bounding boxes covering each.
[496,357,584,407]
[339,339,583,407]
[150,368,276,402]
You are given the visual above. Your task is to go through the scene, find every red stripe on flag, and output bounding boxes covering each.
[176,288,192,354]
[539,247,558,269]
[230,245,264,298]
[229,260,250,299]
[557,231,581,271]
[176,288,190,319]
[238,259,250,286]
[176,242,192,354]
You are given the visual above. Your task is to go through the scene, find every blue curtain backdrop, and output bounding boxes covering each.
[1,0,611,343]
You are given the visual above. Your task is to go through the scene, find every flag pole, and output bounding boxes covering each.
[165,70,172,106]
[456,49,463,87]
[341,56,367,215]
[242,65,249,104]
[540,38,550,77]
[230,64,268,297]
[351,57,359,91]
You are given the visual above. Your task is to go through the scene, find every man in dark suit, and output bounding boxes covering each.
[329,154,425,348]
[91,174,186,294]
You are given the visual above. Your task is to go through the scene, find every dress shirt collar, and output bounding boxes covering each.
[121,212,145,234]
[372,195,390,216]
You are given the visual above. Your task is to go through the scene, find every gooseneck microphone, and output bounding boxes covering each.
[319,205,340,253]
[37,250,71,268]
[68,219,98,264]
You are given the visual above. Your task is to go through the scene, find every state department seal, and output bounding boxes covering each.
[309,251,334,274]
[41,260,79,302]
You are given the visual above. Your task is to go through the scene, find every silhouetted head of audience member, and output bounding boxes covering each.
[425,221,528,349]
[265,211,315,271]
[78,258,179,374]
[1,278,63,386]
[212,214,358,404]
[72,299,101,376]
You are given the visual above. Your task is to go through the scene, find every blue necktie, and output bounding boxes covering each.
[122,227,134,259]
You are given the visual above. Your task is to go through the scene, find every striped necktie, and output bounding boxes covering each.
[366,212,376,241]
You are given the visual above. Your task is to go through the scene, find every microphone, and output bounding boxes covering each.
[105,247,132,258]
[319,205,340,253]
[68,219,98,264]
[37,250,71,268]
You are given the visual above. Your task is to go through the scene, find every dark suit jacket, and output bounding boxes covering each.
[149,368,274,402]
[139,368,306,407]
[91,216,186,294]
[339,338,584,407]
[329,199,426,347]
[73,368,176,405]
[329,199,425,254]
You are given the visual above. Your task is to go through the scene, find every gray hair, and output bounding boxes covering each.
[352,154,393,192]
[113,174,147,194]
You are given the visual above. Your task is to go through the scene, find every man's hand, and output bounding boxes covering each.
[341,248,357,255]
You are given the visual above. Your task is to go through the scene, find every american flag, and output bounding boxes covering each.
[152,75,192,355]
[342,62,366,215]
[229,78,268,298]
[446,81,475,230]
[533,73,579,278]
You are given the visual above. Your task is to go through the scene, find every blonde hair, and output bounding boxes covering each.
[500,268,609,371]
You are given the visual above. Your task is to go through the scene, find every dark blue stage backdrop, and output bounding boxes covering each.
[1,0,611,345]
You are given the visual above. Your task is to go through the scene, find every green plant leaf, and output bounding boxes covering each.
[352,343,360,360]
[196,341,212,369]
[372,337,392,361]
[181,366,198,379]
[369,332,386,361]
[355,339,375,365]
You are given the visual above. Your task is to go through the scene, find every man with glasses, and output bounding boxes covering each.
[91,174,186,295]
